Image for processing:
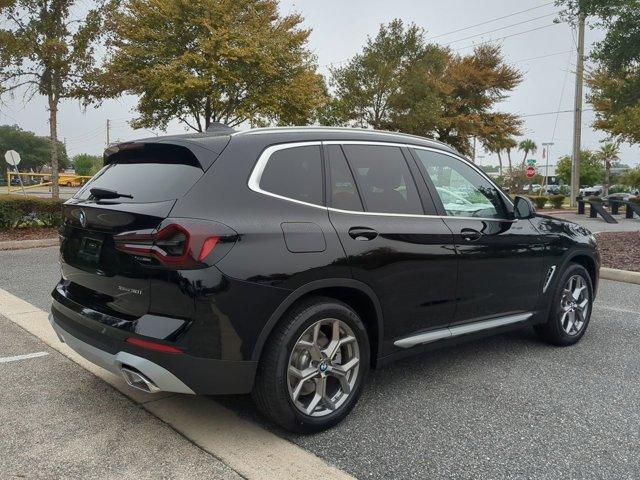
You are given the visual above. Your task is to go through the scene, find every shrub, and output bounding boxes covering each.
[549,194,565,209]
[527,195,548,209]
[0,195,64,230]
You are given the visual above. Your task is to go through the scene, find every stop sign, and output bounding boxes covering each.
[526,166,536,178]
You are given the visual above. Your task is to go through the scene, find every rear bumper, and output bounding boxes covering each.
[49,307,258,395]
[50,313,195,394]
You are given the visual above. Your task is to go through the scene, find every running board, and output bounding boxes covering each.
[394,312,534,349]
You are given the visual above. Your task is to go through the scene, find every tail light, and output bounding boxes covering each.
[114,218,237,269]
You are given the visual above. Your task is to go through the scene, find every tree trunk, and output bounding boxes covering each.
[507,149,514,191]
[48,94,60,200]
[604,160,610,196]
[497,151,503,177]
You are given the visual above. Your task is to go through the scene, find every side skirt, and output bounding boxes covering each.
[378,312,536,368]
[394,312,534,349]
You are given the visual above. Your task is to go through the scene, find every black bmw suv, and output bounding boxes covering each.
[50,127,599,432]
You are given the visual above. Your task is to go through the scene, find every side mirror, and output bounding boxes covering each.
[514,195,536,219]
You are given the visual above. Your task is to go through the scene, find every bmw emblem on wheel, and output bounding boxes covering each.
[78,210,87,228]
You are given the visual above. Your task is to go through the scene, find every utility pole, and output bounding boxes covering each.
[570,12,586,206]
[542,142,554,188]
[472,136,477,163]
[106,119,111,146]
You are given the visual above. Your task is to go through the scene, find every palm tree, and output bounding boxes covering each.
[518,139,538,166]
[517,139,538,193]
[597,143,620,196]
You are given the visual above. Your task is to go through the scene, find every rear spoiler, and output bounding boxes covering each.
[104,136,230,171]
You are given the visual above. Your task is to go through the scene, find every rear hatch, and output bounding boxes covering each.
[58,143,210,319]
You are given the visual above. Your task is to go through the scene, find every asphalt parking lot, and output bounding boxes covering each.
[1,246,639,479]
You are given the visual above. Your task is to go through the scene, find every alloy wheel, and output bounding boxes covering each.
[287,318,360,417]
[559,274,589,336]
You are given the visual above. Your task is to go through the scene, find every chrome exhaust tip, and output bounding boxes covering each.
[121,366,161,393]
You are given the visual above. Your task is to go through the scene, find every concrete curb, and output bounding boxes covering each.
[0,287,356,480]
[600,267,640,285]
[0,237,58,251]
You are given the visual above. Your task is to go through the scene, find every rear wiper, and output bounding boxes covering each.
[90,187,134,200]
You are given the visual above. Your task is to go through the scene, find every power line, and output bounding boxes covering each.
[520,108,593,118]
[445,12,557,45]
[454,22,560,52]
[512,50,574,63]
[429,1,556,40]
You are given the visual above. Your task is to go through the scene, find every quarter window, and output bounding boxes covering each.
[413,149,507,219]
[259,146,323,205]
[342,145,423,215]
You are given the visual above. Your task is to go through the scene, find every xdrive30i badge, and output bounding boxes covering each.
[117,286,143,295]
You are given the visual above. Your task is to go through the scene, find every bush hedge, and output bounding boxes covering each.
[0,195,64,230]
[527,195,548,209]
[549,194,566,209]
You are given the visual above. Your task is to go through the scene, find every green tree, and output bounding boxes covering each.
[328,19,432,128]
[596,142,619,195]
[620,167,640,190]
[518,139,537,165]
[103,0,326,131]
[72,153,102,176]
[558,0,640,144]
[556,150,604,187]
[327,20,523,156]
[0,0,110,199]
[0,125,68,180]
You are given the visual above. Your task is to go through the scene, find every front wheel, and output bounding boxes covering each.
[252,297,370,433]
[535,263,593,346]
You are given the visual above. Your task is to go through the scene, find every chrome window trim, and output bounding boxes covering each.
[247,141,326,210]
[248,139,516,223]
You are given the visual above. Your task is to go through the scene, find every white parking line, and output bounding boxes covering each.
[0,351,49,363]
[0,287,355,480]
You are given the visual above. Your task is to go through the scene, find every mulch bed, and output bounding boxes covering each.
[0,227,58,242]
[595,232,640,272]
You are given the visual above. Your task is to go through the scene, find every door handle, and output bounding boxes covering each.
[348,227,378,241]
[460,228,482,242]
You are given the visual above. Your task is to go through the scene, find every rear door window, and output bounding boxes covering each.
[259,145,323,205]
[326,144,363,212]
[75,144,204,203]
[342,145,423,215]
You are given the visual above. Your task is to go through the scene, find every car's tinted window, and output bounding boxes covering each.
[75,144,204,203]
[413,149,507,219]
[342,145,422,215]
[260,146,323,205]
[327,145,363,212]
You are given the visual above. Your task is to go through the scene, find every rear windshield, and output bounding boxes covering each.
[75,144,204,203]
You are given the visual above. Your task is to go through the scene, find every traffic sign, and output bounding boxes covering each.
[526,166,536,179]
[4,150,21,166]
[526,158,536,166]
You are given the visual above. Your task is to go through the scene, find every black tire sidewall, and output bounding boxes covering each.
[273,299,370,432]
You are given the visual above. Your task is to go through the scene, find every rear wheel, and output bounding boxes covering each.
[252,297,370,433]
[535,263,593,346]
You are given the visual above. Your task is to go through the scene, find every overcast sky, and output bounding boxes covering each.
[1,0,639,168]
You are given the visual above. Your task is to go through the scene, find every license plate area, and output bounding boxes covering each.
[78,236,103,263]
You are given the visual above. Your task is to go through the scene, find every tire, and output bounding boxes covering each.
[252,296,370,433]
[535,263,593,346]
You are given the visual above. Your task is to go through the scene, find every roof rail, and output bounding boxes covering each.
[232,126,452,149]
